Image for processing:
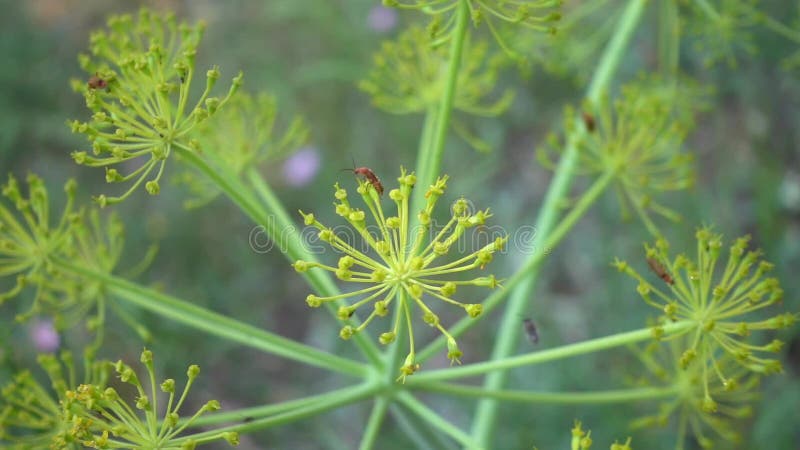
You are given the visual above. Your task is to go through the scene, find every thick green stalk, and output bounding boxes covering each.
[358,397,390,450]
[416,382,680,404]
[470,0,650,444]
[396,391,479,449]
[414,322,692,383]
[56,259,367,378]
[410,0,470,218]
[417,169,618,362]
[247,169,383,365]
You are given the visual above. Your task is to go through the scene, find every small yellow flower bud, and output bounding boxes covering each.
[306,295,321,308]
[339,326,355,340]
[465,304,483,318]
[379,332,396,345]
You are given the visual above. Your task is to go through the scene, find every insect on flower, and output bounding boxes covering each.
[582,111,595,132]
[646,256,674,285]
[87,73,108,90]
[341,159,384,195]
[523,318,539,344]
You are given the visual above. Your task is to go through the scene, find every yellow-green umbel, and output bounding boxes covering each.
[294,168,506,381]
[614,227,793,386]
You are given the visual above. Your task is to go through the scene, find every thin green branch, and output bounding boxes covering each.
[395,391,478,449]
[412,321,692,383]
[470,0,650,444]
[416,382,680,404]
[172,382,381,443]
[358,396,390,450]
[55,258,367,378]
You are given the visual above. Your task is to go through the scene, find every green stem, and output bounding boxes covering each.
[358,397,390,450]
[416,382,680,404]
[246,169,384,366]
[389,404,452,450]
[413,321,692,383]
[658,0,680,77]
[417,169,618,362]
[174,382,381,442]
[56,259,367,378]
[411,105,438,213]
[395,391,478,449]
[188,385,364,427]
[410,0,470,217]
[470,0,649,444]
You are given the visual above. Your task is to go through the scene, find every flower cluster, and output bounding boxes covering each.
[359,26,512,152]
[0,351,108,449]
[61,349,237,449]
[174,91,309,208]
[628,339,760,448]
[69,8,243,206]
[539,76,710,223]
[614,227,794,385]
[0,174,155,347]
[681,0,761,67]
[293,168,506,381]
[382,0,561,47]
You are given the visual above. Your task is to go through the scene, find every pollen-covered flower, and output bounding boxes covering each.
[359,26,513,152]
[69,8,243,206]
[173,91,309,208]
[539,75,710,223]
[0,351,108,449]
[614,227,794,383]
[294,168,506,381]
[62,349,238,449]
[382,0,561,45]
[628,339,761,449]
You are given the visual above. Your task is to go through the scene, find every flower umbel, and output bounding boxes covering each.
[69,8,243,206]
[63,349,237,449]
[174,91,309,208]
[539,76,710,223]
[359,26,513,153]
[0,351,108,449]
[294,168,506,381]
[614,227,793,383]
[628,339,760,449]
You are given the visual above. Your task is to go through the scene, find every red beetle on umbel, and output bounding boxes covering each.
[342,159,384,196]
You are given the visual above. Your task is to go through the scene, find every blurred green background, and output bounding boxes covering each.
[1,0,798,448]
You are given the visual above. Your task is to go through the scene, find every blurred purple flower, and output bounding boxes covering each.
[367,5,398,33]
[30,319,60,352]
[283,147,321,187]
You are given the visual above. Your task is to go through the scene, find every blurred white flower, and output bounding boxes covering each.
[283,147,321,187]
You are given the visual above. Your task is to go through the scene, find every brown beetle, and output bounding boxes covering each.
[647,257,674,285]
[582,111,595,132]
[87,73,108,90]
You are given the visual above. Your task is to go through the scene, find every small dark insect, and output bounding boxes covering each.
[341,159,383,195]
[523,318,539,344]
[87,73,108,90]
[647,257,674,285]
[582,111,595,132]
[243,416,254,423]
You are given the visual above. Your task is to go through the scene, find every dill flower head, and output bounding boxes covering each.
[0,351,108,449]
[294,168,506,381]
[682,0,760,68]
[69,8,243,206]
[62,349,237,449]
[568,420,633,450]
[359,26,513,152]
[0,174,154,344]
[382,0,561,46]
[174,91,309,208]
[629,339,761,449]
[539,75,711,223]
[614,227,795,382]
[0,174,79,323]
